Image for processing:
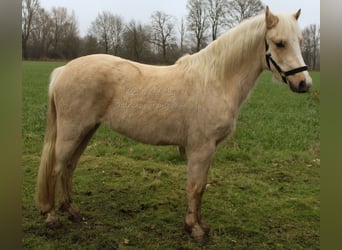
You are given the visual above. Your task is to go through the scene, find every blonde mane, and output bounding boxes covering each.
[177,14,266,85]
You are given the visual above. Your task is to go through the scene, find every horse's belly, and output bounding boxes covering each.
[102,104,186,146]
[109,122,184,146]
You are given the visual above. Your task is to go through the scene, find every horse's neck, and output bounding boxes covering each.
[223,60,263,108]
[202,17,266,107]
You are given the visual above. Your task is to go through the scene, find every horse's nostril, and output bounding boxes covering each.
[298,80,307,92]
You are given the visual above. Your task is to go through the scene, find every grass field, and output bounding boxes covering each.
[22,61,320,249]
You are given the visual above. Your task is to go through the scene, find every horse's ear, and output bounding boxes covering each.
[265,6,279,29]
[293,9,301,20]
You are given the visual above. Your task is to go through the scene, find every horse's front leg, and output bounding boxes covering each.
[184,141,216,245]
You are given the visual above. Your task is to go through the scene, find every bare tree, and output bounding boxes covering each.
[302,24,320,70]
[179,17,187,53]
[206,0,227,40]
[89,11,111,54]
[81,35,101,55]
[186,0,209,52]
[23,4,80,59]
[50,7,79,58]
[110,15,124,55]
[50,7,67,56]
[123,20,152,62]
[150,11,176,61]
[22,0,40,59]
[62,11,81,58]
[29,6,53,58]
[89,11,124,55]
[226,0,264,28]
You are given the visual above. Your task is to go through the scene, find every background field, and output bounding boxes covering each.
[22,61,320,249]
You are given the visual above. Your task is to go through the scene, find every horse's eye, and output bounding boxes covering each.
[275,41,285,48]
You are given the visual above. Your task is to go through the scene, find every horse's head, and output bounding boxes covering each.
[264,6,312,93]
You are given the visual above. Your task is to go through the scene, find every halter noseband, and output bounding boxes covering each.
[265,40,308,84]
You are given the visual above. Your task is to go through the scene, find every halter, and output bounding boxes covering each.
[265,40,308,84]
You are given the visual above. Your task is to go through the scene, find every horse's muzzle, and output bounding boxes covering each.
[289,79,311,93]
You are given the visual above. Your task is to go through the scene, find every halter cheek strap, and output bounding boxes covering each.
[265,40,308,84]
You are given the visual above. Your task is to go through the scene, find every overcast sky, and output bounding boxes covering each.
[39,0,320,37]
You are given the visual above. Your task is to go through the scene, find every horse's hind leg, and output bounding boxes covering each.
[44,123,98,227]
[59,124,99,222]
[43,141,77,227]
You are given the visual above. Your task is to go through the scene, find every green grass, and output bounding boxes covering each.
[22,61,320,249]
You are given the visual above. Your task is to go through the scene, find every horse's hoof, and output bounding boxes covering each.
[194,233,209,246]
[60,202,82,222]
[200,221,210,234]
[184,223,210,246]
[68,212,83,222]
[45,211,62,229]
[45,218,62,229]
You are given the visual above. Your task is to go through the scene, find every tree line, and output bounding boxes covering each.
[22,0,320,69]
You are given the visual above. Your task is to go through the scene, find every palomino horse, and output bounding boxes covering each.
[36,7,312,244]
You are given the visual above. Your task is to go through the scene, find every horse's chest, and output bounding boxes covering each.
[200,104,238,143]
[213,118,236,143]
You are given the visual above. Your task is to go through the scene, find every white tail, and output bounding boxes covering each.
[35,67,63,212]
